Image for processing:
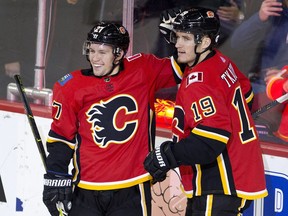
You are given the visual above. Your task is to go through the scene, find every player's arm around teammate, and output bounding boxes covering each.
[42,21,183,216]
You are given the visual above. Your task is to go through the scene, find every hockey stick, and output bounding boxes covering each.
[14,75,67,216]
[252,93,288,119]
[14,74,48,171]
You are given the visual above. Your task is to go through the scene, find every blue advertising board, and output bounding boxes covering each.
[243,171,288,216]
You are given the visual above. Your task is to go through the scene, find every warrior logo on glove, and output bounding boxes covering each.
[155,147,167,167]
[43,172,73,216]
[144,141,178,183]
[44,178,72,187]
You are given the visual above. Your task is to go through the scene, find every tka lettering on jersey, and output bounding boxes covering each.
[186,72,203,87]
[221,63,238,88]
[58,74,73,86]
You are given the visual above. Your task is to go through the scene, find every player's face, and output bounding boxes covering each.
[174,31,198,67]
[88,43,118,77]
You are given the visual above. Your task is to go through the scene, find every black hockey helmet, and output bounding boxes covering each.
[171,7,220,46]
[83,22,130,56]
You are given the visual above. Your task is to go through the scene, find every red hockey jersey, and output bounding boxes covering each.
[172,50,268,200]
[266,66,288,142]
[46,53,182,190]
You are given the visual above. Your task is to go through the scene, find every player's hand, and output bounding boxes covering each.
[43,172,73,216]
[159,7,183,44]
[144,141,178,183]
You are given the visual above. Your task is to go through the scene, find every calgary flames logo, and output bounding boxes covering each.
[206,11,215,18]
[86,95,138,148]
[119,26,126,34]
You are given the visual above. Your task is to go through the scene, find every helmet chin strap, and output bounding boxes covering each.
[100,48,126,78]
[190,44,210,67]
[93,55,121,78]
[103,59,119,77]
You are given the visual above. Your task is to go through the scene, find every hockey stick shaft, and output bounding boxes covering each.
[14,74,48,171]
[14,76,66,216]
[252,93,288,119]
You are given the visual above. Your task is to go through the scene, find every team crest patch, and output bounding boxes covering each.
[119,26,126,34]
[186,72,203,87]
[206,11,215,18]
[58,74,73,86]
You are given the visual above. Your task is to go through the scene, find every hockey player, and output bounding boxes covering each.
[144,8,268,215]
[266,65,288,142]
[42,22,182,216]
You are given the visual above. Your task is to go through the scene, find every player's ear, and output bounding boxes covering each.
[116,50,125,61]
[201,36,211,50]
[113,50,125,65]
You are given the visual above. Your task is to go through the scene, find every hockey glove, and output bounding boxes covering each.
[159,7,183,44]
[144,141,178,183]
[43,172,73,216]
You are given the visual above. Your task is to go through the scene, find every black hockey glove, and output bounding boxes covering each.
[144,141,178,183]
[43,172,73,216]
[159,7,183,44]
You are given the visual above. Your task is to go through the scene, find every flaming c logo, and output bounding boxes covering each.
[206,11,215,18]
[86,94,138,148]
[119,26,126,34]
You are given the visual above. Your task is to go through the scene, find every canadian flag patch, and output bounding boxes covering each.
[186,72,203,87]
